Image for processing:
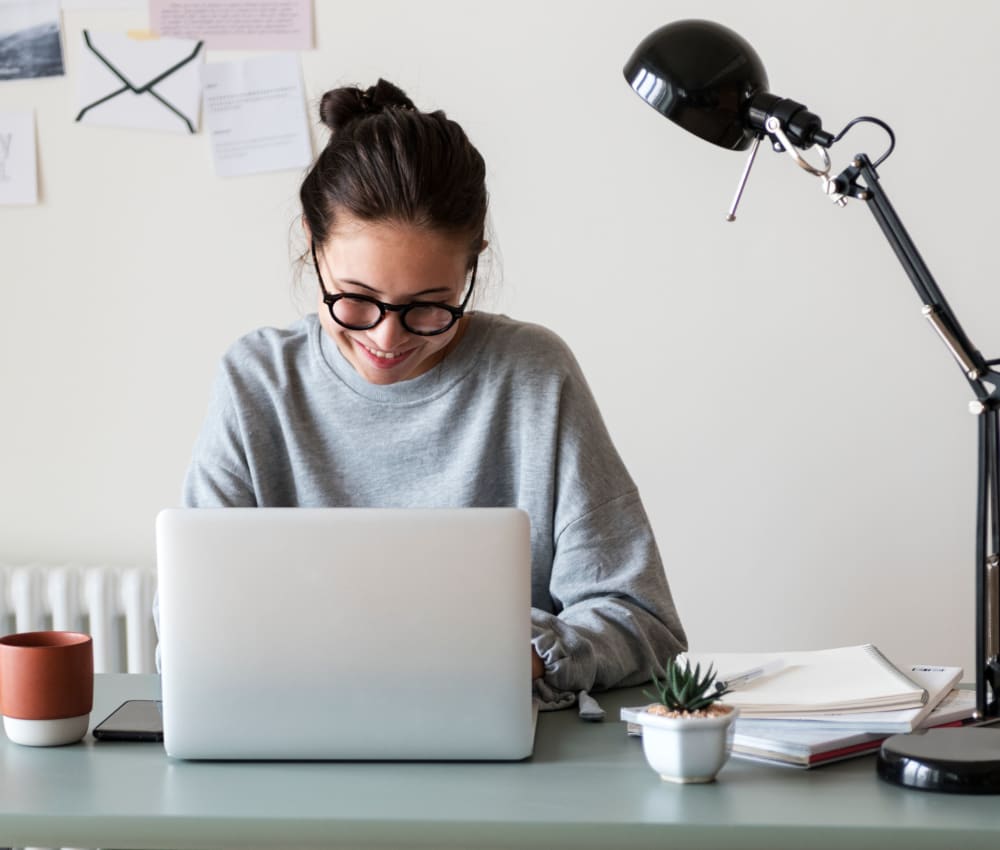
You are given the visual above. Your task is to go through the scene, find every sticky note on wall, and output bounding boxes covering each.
[0,110,38,205]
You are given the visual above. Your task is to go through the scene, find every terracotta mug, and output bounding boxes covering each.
[0,631,94,746]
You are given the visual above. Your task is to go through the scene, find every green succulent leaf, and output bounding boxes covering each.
[646,656,727,713]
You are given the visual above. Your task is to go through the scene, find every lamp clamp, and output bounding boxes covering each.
[726,116,847,220]
[765,116,849,208]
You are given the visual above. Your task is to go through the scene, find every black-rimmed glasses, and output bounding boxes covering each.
[311,242,477,337]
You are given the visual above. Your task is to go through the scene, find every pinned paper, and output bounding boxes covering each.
[150,0,313,50]
[203,53,312,178]
[73,30,204,134]
[0,110,39,205]
[0,0,65,80]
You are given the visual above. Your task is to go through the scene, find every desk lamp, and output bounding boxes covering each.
[624,19,1000,793]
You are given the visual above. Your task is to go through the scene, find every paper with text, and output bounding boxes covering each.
[150,0,312,50]
[0,109,38,204]
[203,52,312,178]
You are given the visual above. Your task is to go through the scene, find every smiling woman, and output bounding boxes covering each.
[310,218,478,385]
[171,77,687,710]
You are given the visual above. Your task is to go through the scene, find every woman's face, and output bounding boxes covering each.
[314,215,475,386]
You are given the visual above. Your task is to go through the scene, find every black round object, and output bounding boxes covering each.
[877,728,1000,793]
[623,19,769,151]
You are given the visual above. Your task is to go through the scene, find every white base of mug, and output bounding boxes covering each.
[3,713,90,746]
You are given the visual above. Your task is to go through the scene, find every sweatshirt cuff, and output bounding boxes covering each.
[531,609,597,704]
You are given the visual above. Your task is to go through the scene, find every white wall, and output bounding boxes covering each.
[3,0,997,676]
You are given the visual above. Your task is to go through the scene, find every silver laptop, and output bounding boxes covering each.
[155,507,534,760]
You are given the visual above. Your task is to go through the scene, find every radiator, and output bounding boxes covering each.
[0,565,158,674]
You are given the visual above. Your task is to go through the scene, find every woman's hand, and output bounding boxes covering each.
[531,647,544,680]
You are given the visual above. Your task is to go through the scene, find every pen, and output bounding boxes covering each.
[717,658,786,692]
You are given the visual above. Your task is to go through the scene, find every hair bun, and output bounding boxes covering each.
[319,78,416,132]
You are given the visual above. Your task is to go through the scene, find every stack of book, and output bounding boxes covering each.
[622,644,976,769]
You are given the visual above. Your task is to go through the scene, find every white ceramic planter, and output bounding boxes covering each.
[633,707,739,783]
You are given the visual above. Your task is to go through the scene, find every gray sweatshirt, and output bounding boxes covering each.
[181,311,686,703]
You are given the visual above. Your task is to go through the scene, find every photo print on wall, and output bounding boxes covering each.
[0,0,65,81]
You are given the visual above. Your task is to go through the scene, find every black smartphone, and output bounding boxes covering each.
[92,699,164,742]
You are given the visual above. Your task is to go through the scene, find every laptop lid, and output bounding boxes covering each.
[156,507,534,760]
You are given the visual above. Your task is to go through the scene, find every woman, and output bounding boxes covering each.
[180,79,686,709]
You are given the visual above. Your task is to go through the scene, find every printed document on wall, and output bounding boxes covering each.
[0,109,38,205]
[150,0,313,50]
[203,53,312,178]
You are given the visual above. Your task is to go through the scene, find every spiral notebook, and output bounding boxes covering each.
[681,644,927,717]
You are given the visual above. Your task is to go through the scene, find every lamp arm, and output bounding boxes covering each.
[834,154,996,398]
[833,153,1000,719]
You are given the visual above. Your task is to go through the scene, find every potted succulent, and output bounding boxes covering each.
[628,657,738,784]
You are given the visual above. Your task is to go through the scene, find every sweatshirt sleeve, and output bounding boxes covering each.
[181,362,257,508]
[531,489,687,696]
[526,335,687,701]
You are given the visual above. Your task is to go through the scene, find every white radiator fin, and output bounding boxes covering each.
[0,565,157,674]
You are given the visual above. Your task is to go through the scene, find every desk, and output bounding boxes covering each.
[1,675,998,850]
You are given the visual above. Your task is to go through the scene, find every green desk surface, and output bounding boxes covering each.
[1,674,998,849]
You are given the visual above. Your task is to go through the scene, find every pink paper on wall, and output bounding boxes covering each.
[149,0,313,51]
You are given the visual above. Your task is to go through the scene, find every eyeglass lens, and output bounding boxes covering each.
[332,298,458,334]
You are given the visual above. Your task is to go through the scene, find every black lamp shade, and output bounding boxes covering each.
[623,19,768,151]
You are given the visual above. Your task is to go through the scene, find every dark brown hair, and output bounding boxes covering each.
[300,79,488,266]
